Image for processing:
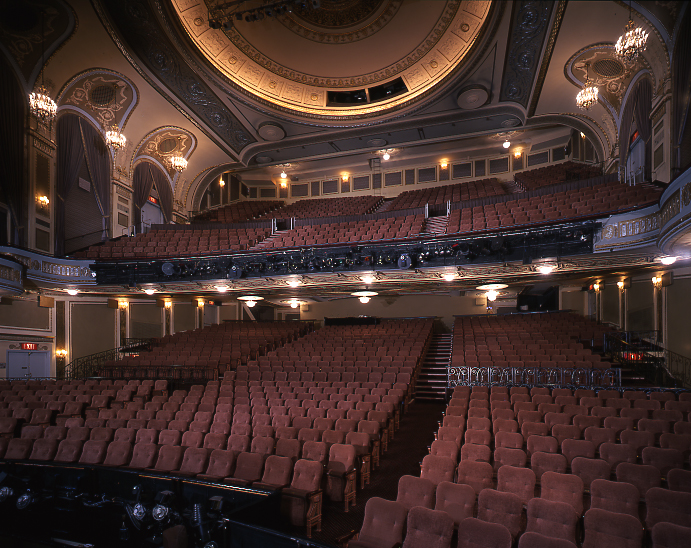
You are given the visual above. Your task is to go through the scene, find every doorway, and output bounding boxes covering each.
[6,350,51,378]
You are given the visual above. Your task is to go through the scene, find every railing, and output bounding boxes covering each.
[448,365,621,390]
[604,331,691,388]
[64,338,156,380]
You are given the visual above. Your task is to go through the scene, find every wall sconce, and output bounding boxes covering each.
[341,173,349,182]
[280,180,287,189]
[652,276,662,288]
[617,281,624,290]
[592,282,600,292]
[37,195,50,207]
[440,160,448,169]
[164,300,172,309]
[55,349,68,359]
[118,300,129,309]
[580,132,586,139]
[197,299,205,308]
[514,150,522,158]
[219,177,225,187]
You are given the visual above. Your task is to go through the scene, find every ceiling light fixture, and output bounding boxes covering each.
[361,273,375,285]
[660,256,677,265]
[352,291,377,304]
[29,11,57,122]
[104,125,126,152]
[503,140,511,149]
[442,273,456,282]
[616,2,649,62]
[576,62,598,110]
[238,295,263,308]
[215,285,229,293]
[286,278,301,287]
[168,155,187,173]
[476,283,509,290]
[289,299,300,309]
[144,288,156,295]
[66,289,79,296]
[537,265,554,275]
[280,170,287,179]
[486,290,498,302]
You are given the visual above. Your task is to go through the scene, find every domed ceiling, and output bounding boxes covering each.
[174,0,492,118]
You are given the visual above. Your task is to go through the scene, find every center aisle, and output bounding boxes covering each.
[313,400,446,547]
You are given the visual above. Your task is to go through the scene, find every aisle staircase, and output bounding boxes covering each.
[415,334,452,401]
[419,215,448,236]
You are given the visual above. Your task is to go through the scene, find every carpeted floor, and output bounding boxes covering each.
[311,400,446,547]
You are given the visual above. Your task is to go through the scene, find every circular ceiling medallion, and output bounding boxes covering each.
[157,138,179,154]
[456,85,488,109]
[257,122,286,141]
[501,118,521,128]
[175,0,492,119]
[592,58,624,78]
[476,283,509,290]
[255,155,274,164]
[280,0,399,44]
[89,84,116,106]
[367,138,388,147]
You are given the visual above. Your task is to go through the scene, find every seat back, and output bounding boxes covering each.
[290,458,323,492]
[179,447,209,475]
[103,441,133,466]
[357,497,407,548]
[457,517,511,548]
[401,506,454,548]
[396,474,436,510]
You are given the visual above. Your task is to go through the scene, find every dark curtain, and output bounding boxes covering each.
[79,119,111,239]
[0,54,26,246]
[672,10,691,175]
[633,79,653,181]
[132,162,155,229]
[55,114,85,256]
[619,78,652,181]
[153,167,173,223]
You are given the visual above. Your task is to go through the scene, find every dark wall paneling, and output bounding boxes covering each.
[64,159,103,254]
[418,167,436,183]
[384,171,402,187]
[489,157,509,174]
[322,180,338,194]
[452,162,472,179]
[71,303,115,359]
[353,175,370,191]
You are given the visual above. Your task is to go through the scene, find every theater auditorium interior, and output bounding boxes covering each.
[1,0,691,546]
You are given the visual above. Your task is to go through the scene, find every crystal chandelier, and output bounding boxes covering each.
[576,63,598,111]
[105,125,126,151]
[168,155,187,173]
[615,3,648,63]
[29,12,57,122]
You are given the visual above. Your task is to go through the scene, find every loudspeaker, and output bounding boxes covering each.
[662,272,673,287]
[38,296,54,308]
[107,299,119,309]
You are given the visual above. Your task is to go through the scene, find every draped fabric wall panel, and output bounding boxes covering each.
[0,54,26,246]
[619,78,653,180]
[673,11,691,173]
[132,162,154,229]
[152,167,173,223]
[55,114,85,256]
[633,79,652,180]
[79,119,111,239]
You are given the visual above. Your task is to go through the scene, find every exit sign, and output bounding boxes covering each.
[21,343,38,350]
